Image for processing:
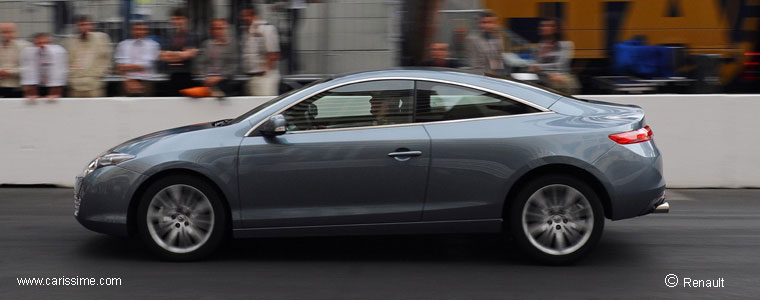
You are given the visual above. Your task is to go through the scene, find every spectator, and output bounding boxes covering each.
[115,22,160,96]
[64,15,112,98]
[242,6,281,96]
[159,8,199,96]
[529,18,579,94]
[198,18,239,98]
[0,23,30,98]
[422,43,460,68]
[20,33,67,101]
[465,11,507,76]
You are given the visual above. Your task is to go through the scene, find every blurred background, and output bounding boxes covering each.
[0,0,758,97]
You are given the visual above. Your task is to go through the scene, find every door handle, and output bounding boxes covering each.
[388,150,422,161]
[388,150,422,157]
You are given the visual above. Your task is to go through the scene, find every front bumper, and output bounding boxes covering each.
[74,165,146,237]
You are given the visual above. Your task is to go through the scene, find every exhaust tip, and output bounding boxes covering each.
[653,201,669,213]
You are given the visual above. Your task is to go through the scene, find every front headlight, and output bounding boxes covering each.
[82,152,135,176]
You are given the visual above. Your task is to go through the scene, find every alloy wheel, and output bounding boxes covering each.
[146,184,215,254]
[521,184,594,256]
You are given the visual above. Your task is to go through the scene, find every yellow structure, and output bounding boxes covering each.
[484,0,759,82]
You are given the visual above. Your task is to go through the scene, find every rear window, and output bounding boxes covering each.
[415,81,541,123]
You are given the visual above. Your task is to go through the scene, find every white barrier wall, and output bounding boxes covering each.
[0,97,271,187]
[1,95,758,188]
[584,94,760,188]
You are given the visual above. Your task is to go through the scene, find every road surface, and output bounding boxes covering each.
[1,188,758,299]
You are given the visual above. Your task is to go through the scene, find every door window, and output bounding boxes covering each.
[283,80,414,132]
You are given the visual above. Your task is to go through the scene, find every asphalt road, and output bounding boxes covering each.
[1,188,759,299]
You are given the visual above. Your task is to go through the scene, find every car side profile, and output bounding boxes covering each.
[74,69,668,264]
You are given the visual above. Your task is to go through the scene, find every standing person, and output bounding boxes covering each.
[529,18,579,94]
[64,15,112,98]
[0,23,30,98]
[465,11,507,76]
[198,18,238,98]
[20,33,67,101]
[115,22,160,96]
[422,43,460,68]
[159,8,199,96]
[242,6,281,96]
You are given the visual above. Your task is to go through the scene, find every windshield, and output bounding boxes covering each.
[230,78,332,124]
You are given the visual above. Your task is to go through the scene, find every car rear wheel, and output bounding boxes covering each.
[137,175,226,261]
[509,175,604,265]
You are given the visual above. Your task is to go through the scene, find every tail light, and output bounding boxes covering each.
[609,125,653,144]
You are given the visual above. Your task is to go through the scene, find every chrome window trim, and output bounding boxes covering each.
[245,76,553,137]
[494,77,569,97]
[414,78,551,112]
[283,111,555,134]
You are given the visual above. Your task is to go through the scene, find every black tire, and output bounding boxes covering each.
[137,175,227,261]
[508,174,604,265]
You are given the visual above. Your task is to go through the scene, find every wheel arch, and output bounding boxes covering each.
[127,168,234,237]
[503,164,613,222]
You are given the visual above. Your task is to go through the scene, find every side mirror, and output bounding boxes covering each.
[259,114,288,136]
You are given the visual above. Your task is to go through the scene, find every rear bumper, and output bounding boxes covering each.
[639,192,668,215]
[652,199,669,214]
[592,140,667,220]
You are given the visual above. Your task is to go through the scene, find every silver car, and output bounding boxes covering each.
[74,69,668,264]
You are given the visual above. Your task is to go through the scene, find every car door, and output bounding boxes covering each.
[238,80,431,228]
[413,80,548,222]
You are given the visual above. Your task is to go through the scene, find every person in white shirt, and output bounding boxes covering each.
[20,32,68,101]
[242,7,281,96]
[115,22,160,96]
[0,23,32,98]
[0,23,31,98]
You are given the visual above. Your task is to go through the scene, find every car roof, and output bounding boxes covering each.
[331,67,501,83]
[321,68,563,109]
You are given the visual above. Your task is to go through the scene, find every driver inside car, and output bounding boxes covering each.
[369,96,408,126]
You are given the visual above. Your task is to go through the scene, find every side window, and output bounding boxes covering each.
[283,80,414,132]
[415,81,541,122]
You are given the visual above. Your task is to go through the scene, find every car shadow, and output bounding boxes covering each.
[218,234,524,264]
[76,235,152,261]
[76,230,646,266]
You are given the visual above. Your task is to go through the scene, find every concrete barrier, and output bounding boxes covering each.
[1,94,758,188]
[0,97,271,187]
[583,94,760,188]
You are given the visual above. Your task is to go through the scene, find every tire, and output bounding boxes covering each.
[508,174,604,265]
[137,175,227,261]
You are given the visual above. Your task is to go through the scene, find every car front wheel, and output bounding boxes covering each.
[509,175,604,265]
[137,175,226,261]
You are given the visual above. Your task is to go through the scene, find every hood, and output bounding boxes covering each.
[109,122,214,155]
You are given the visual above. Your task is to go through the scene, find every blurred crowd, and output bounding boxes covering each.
[419,10,579,94]
[0,6,581,101]
[0,5,281,101]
